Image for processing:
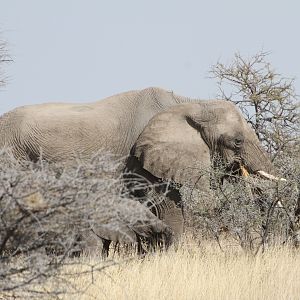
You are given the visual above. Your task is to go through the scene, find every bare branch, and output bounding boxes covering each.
[0,150,170,298]
[0,34,12,88]
[210,51,299,156]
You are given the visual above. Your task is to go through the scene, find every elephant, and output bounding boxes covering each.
[84,198,173,257]
[41,200,172,258]
[0,87,282,243]
[125,100,285,238]
[0,87,193,255]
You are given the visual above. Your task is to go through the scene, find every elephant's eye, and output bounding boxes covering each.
[234,137,244,147]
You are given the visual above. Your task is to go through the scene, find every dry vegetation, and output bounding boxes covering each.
[51,239,300,300]
[211,51,299,155]
[1,151,299,299]
[0,151,170,299]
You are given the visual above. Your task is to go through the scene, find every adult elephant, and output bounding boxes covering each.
[125,100,284,238]
[0,87,193,254]
[0,87,282,240]
[0,87,192,161]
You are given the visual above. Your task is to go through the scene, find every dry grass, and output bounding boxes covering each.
[57,239,300,300]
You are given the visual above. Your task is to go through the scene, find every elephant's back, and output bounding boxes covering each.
[12,102,95,116]
[0,103,105,160]
[0,87,197,160]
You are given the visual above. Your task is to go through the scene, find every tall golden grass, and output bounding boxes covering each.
[59,239,300,300]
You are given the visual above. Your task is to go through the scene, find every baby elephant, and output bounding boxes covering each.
[83,198,174,258]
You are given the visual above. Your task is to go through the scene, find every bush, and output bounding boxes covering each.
[0,150,169,298]
[182,155,300,254]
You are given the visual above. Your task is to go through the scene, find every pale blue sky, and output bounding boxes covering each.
[0,0,299,114]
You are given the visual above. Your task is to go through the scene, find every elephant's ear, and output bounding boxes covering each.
[131,109,211,187]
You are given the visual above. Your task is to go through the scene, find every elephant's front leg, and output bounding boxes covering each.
[162,203,184,240]
[124,156,184,242]
[150,185,184,241]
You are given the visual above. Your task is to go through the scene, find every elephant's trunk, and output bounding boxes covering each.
[241,140,276,175]
[241,140,286,181]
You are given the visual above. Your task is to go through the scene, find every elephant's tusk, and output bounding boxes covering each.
[253,171,285,208]
[240,165,249,177]
[257,170,287,182]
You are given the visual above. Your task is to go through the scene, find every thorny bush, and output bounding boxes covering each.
[182,155,300,254]
[0,150,161,299]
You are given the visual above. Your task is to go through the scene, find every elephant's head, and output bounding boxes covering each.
[130,101,282,187]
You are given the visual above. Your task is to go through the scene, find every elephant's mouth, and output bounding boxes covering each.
[239,164,286,182]
[215,150,286,182]
[224,159,286,182]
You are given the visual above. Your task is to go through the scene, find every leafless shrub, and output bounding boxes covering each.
[182,156,299,255]
[208,51,300,252]
[211,51,300,155]
[0,34,12,88]
[0,149,169,299]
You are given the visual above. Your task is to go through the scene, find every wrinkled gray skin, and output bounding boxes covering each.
[0,87,191,161]
[0,87,278,242]
[127,101,278,238]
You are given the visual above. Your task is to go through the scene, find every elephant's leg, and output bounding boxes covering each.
[83,230,111,257]
[112,241,119,258]
[162,203,184,241]
[101,238,111,258]
[124,156,184,243]
[136,235,147,256]
[157,187,184,242]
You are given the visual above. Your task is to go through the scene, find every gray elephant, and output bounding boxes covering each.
[0,87,282,242]
[0,87,192,161]
[41,199,172,258]
[125,100,284,238]
[84,198,173,257]
[0,87,191,254]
